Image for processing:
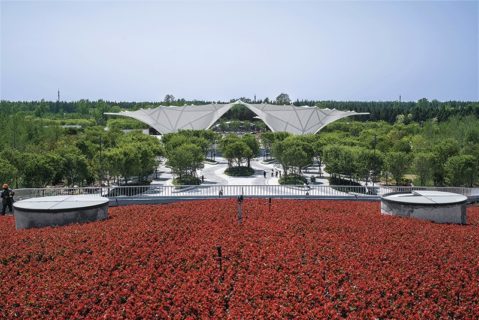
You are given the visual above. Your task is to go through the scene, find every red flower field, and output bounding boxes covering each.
[1,199,478,319]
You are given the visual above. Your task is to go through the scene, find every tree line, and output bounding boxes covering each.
[0,119,163,188]
[318,116,479,187]
[163,115,478,187]
[2,96,477,126]
[0,97,477,188]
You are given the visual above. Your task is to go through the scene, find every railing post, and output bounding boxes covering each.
[237,195,243,224]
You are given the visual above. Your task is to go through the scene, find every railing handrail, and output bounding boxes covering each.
[12,185,478,202]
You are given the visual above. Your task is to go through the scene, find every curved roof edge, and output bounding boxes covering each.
[105,101,369,134]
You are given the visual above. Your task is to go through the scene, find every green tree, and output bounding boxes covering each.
[431,139,460,186]
[0,148,22,187]
[56,146,94,186]
[164,134,190,154]
[103,148,123,185]
[91,100,110,125]
[293,134,324,173]
[445,155,477,187]
[322,145,343,177]
[166,143,204,182]
[223,141,252,168]
[20,153,56,187]
[242,134,260,168]
[107,118,148,130]
[281,145,309,175]
[116,144,141,185]
[417,98,429,110]
[357,148,384,184]
[219,134,241,166]
[275,93,291,105]
[392,138,412,153]
[260,132,275,160]
[136,143,159,182]
[33,99,49,118]
[273,136,314,175]
[413,153,434,186]
[322,145,358,180]
[260,131,290,160]
[164,131,211,157]
[120,131,163,154]
[386,152,411,185]
[0,159,17,186]
[164,94,175,103]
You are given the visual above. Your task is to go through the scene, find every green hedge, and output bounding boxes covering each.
[225,166,255,177]
[329,176,368,194]
[279,174,307,185]
[173,176,201,185]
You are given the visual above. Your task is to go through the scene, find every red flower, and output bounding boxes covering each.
[1,200,478,318]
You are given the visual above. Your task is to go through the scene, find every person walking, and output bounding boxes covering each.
[1,184,15,215]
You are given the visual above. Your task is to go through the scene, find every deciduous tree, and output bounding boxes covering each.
[445,155,477,187]
[386,152,411,185]
[275,93,291,105]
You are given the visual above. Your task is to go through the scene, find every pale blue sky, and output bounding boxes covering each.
[1,0,478,102]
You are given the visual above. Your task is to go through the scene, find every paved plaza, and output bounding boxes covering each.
[152,157,330,187]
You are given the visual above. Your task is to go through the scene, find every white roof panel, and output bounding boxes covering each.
[105,101,368,134]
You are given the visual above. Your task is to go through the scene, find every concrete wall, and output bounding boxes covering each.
[14,205,109,230]
[381,200,466,224]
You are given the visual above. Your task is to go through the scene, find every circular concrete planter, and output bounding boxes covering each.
[381,190,467,224]
[13,195,109,229]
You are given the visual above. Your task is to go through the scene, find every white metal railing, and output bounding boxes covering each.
[12,185,477,201]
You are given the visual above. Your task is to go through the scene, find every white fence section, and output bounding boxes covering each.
[13,185,478,202]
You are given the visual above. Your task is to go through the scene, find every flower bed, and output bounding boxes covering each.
[1,200,478,319]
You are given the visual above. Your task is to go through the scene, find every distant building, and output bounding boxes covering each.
[105,101,368,135]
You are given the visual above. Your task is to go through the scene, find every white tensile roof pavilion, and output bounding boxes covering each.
[105,101,368,135]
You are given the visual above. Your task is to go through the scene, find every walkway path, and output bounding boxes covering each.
[146,157,351,197]
[155,157,286,186]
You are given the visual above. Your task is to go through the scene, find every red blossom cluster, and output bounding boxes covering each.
[1,200,478,319]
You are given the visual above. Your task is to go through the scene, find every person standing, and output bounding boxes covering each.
[1,184,15,215]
